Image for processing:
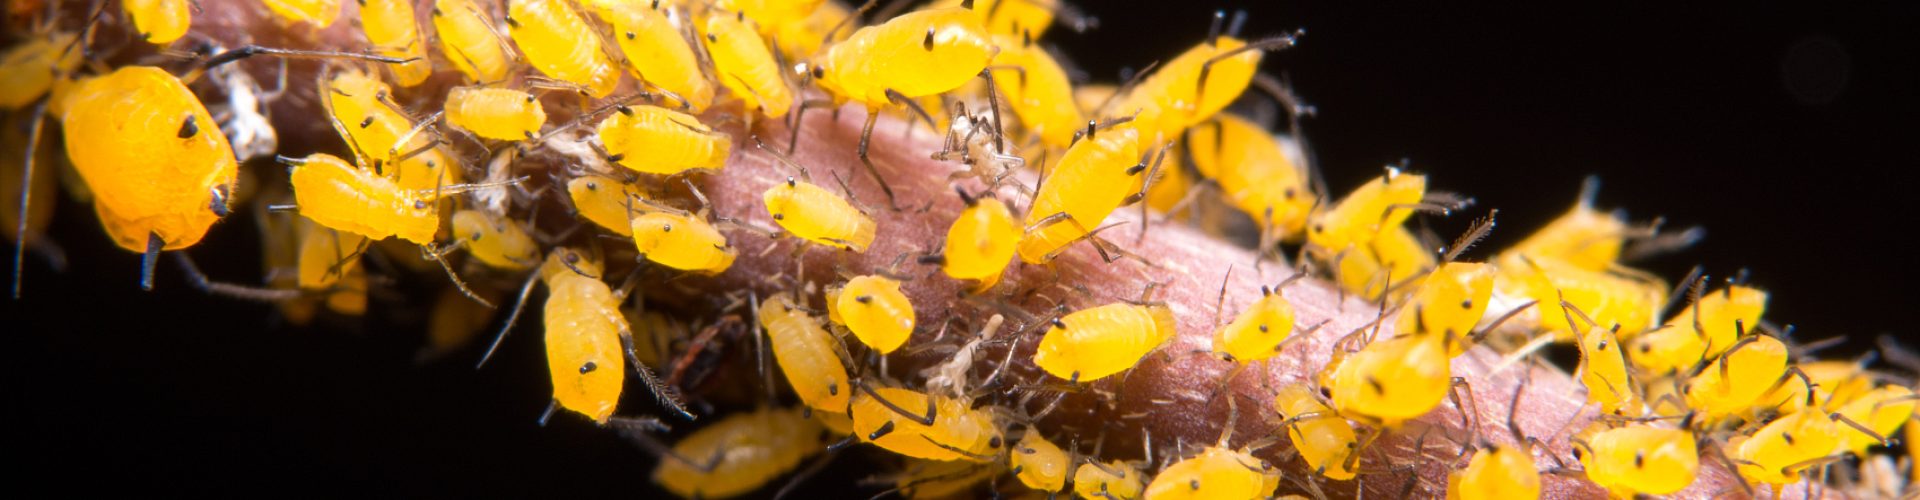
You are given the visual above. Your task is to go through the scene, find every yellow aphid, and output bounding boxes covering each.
[938,0,1060,38]
[1727,409,1844,488]
[812,8,993,108]
[1306,170,1426,254]
[769,0,850,61]
[358,0,433,86]
[432,0,515,82]
[60,66,237,262]
[939,194,1019,291]
[700,11,792,118]
[1273,384,1358,480]
[1073,461,1145,500]
[1575,323,1640,417]
[757,293,851,412]
[1575,425,1697,498]
[1010,429,1070,493]
[1213,285,1295,362]
[295,217,368,289]
[538,249,626,423]
[285,153,439,245]
[1448,446,1541,500]
[630,210,736,274]
[124,0,191,44]
[653,407,823,499]
[567,175,647,236]
[262,0,341,27]
[596,104,730,175]
[1033,301,1175,383]
[1330,224,1433,300]
[1017,126,1142,264]
[451,210,540,270]
[893,459,997,499]
[446,87,547,141]
[763,177,876,251]
[717,0,824,35]
[1502,181,1628,272]
[829,275,915,354]
[1328,334,1450,428]
[1683,334,1787,420]
[1112,31,1295,142]
[326,262,369,315]
[607,1,715,111]
[1835,386,1913,456]
[0,32,83,109]
[849,385,1002,462]
[1754,360,1874,415]
[1497,255,1664,339]
[321,68,458,190]
[1185,114,1316,240]
[1073,84,1117,118]
[1144,447,1275,500]
[813,409,855,436]
[1630,285,1767,376]
[507,0,621,97]
[989,32,1082,148]
[1396,262,1493,355]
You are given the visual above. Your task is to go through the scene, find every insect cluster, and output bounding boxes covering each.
[4,0,1917,498]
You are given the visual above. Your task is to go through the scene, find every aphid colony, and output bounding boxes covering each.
[4,0,1916,498]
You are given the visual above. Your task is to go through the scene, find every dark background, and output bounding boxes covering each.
[6,2,1917,496]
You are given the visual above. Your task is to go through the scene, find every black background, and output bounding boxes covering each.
[6,2,1918,496]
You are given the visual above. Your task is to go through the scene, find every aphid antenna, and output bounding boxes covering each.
[1191,31,1305,119]
[750,135,815,182]
[1440,209,1498,263]
[618,321,697,421]
[1088,60,1159,121]
[11,99,50,299]
[386,110,446,162]
[201,45,412,72]
[476,269,543,369]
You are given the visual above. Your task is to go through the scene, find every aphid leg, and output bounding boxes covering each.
[1447,377,1481,460]
[422,244,493,308]
[140,232,164,291]
[856,379,937,426]
[616,315,696,420]
[201,45,412,71]
[474,270,540,369]
[857,105,900,211]
[976,69,1009,157]
[172,252,304,302]
[386,110,447,164]
[11,100,48,299]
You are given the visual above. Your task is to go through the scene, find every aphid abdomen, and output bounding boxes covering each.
[757,295,851,412]
[123,0,191,44]
[508,0,621,97]
[1032,302,1174,382]
[61,66,237,252]
[762,180,876,251]
[610,4,715,111]
[543,274,627,423]
[653,407,823,499]
[941,197,1019,288]
[596,105,730,175]
[452,210,541,270]
[819,8,993,104]
[700,13,791,117]
[631,212,735,274]
[287,154,437,244]
[1016,127,1141,263]
[359,0,433,86]
[566,176,643,236]
[447,87,547,141]
[849,387,999,462]
[432,0,513,82]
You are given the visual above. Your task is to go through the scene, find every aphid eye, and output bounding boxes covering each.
[1633,451,1645,468]
[177,115,198,139]
[706,33,717,43]
[811,66,824,79]
[1597,340,1609,351]
[430,6,441,16]
[414,200,428,210]
[625,31,636,40]
[585,182,598,190]
[564,252,579,264]
[525,95,535,103]
[1313,224,1325,233]
[786,176,797,187]
[854,295,872,304]
[650,0,658,8]
[1284,187,1296,199]
[470,232,482,241]
[580,361,597,374]
[1189,479,1200,490]
[989,436,1002,448]
[661,223,672,232]
[355,0,364,5]
[359,116,375,128]
[1460,299,1473,309]
[923,28,935,51]
[773,213,784,220]
[607,153,626,163]
[504,16,519,28]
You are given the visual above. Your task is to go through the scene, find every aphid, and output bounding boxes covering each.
[1273,384,1359,480]
[1184,113,1317,242]
[1500,178,1628,272]
[768,0,850,61]
[1394,262,1493,356]
[630,209,737,275]
[1497,254,1664,340]
[886,458,999,499]
[1073,460,1145,500]
[283,153,442,245]
[989,31,1083,149]
[1305,169,1426,256]
[450,209,541,271]
[1213,280,1297,363]
[123,0,190,44]
[1753,359,1874,415]
[1574,319,1641,417]
[59,66,238,290]
[1834,385,1915,457]
[936,0,1080,38]
[566,175,647,236]
[431,0,515,83]
[445,86,547,141]
[1107,14,1300,142]
[1143,400,1277,500]
[1682,334,1788,420]
[1009,427,1070,494]
[0,32,83,109]
[607,0,715,111]
[262,0,341,27]
[1573,424,1697,498]
[1033,301,1176,383]
[763,176,877,252]
[1726,408,1855,489]
[700,11,792,118]
[716,0,825,37]
[507,0,621,97]
[1017,125,1144,264]
[826,275,915,355]
[757,292,852,413]
[295,216,369,290]
[1628,283,1767,376]
[650,406,823,499]
[536,249,627,423]
[1327,333,1453,428]
[935,190,1019,291]
[1447,445,1540,500]
[358,0,433,86]
[1329,224,1433,300]
[848,384,1003,462]
[320,68,460,191]
[597,104,731,175]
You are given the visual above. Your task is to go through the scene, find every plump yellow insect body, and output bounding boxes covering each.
[508,0,621,97]
[1273,385,1358,480]
[1329,334,1449,428]
[452,210,540,270]
[990,33,1081,149]
[1115,36,1266,142]
[1629,285,1768,376]
[1498,255,1664,339]
[1448,446,1541,500]
[0,33,83,109]
[769,0,848,60]
[830,275,915,354]
[286,153,438,245]
[763,178,876,251]
[1396,262,1493,355]
[1213,288,1295,362]
[567,176,646,236]
[654,407,823,499]
[1331,224,1433,300]
[1143,447,1274,500]
[849,386,1001,462]
[630,211,735,274]
[539,251,626,423]
[1017,127,1142,263]
[446,87,547,141]
[1010,429,1069,493]
[296,217,368,289]
[359,0,432,86]
[894,459,998,499]
[432,0,514,82]
[941,196,1019,290]
[937,0,1056,37]
[1186,114,1316,240]
[1033,302,1175,383]
[1073,461,1145,500]
[608,3,715,111]
[1753,360,1873,415]
[596,104,731,174]
[262,0,341,27]
[123,0,191,44]
[1728,409,1843,487]
[1503,192,1627,272]
[1683,335,1787,420]
[61,66,237,252]
[322,69,459,190]
[327,262,369,315]
[813,8,993,106]
[1576,324,1640,417]
[700,12,792,117]
[1577,425,1698,498]
[1306,171,1426,255]
[1835,385,1913,456]
[757,293,852,412]
[717,0,825,35]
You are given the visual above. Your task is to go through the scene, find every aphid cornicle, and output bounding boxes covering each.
[762,177,876,252]
[849,385,1002,462]
[1184,113,1317,241]
[606,1,715,111]
[1574,424,1698,498]
[757,292,852,413]
[0,32,83,110]
[699,11,792,118]
[938,192,1019,291]
[262,0,342,27]
[1447,445,1541,500]
[1073,460,1145,500]
[630,210,736,274]
[358,0,433,86]
[827,275,915,355]
[1273,384,1358,480]
[1009,428,1070,493]
[566,175,647,236]
[123,0,191,44]
[507,0,621,98]
[1017,125,1143,264]
[432,0,515,83]
[537,250,627,423]
[1033,301,1176,383]
[451,209,541,271]
[445,86,547,141]
[651,406,823,499]
[596,104,731,175]
[1213,283,1296,362]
